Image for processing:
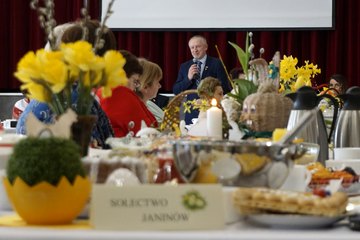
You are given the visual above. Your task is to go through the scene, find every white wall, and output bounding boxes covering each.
[101,0,334,30]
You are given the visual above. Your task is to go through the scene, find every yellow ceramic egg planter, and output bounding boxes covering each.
[3,175,91,225]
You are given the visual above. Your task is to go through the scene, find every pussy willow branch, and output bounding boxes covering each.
[93,0,115,54]
[215,44,234,90]
[80,2,91,41]
[30,0,57,50]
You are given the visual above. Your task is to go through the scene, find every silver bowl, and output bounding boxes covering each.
[172,139,309,189]
[294,142,320,165]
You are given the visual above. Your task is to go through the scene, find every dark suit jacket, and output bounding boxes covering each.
[173,56,230,124]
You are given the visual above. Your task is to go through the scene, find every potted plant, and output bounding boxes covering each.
[14,0,125,156]
[3,137,91,225]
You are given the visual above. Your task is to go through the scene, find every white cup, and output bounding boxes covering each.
[334,148,360,160]
[280,165,312,192]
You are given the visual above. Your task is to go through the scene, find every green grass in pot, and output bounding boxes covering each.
[6,137,86,186]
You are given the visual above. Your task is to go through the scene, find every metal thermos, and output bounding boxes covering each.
[334,86,360,148]
[286,86,339,163]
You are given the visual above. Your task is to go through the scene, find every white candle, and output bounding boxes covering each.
[207,99,223,139]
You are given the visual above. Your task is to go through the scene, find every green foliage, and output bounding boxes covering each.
[227,79,258,105]
[6,137,86,186]
[228,32,257,106]
[228,32,250,78]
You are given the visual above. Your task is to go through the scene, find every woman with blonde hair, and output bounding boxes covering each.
[197,76,224,104]
[187,77,224,137]
[97,50,159,137]
[137,58,164,124]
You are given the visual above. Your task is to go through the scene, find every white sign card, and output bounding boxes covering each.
[90,184,225,230]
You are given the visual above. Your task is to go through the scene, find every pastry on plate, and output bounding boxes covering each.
[233,187,348,217]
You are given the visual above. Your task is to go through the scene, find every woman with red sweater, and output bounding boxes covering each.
[97,50,158,137]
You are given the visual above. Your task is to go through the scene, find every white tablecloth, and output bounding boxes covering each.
[0,212,358,240]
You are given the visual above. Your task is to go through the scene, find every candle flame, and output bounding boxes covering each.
[211,98,217,106]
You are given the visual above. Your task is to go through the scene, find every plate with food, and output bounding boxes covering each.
[246,213,345,229]
[233,187,348,228]
[307,162,360,195]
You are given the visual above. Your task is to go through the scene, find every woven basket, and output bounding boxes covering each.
[240,81,292,132]
[160,89,198,131]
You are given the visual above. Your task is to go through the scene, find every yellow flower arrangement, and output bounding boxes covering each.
[183,99,210,114]
[14,41,127,115]
[279,55,321,94]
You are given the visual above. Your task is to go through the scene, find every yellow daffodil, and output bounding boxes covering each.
[21,82,52,103]
[38,50,68,93]
[61,41,104,74]
[292,76,308,91]
[101,50,127,98]
[15,49,67,100]
[14,51,42,83]
[14,40,127,115]
[280,55,298,81]
[279,83,285,93]
[279,55,321,94]
[80,70,99,88]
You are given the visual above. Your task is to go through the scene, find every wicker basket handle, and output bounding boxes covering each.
[160,89,198,131]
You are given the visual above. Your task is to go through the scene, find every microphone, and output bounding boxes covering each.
[193,58,200,80]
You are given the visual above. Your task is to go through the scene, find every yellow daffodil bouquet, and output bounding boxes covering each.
[13,0,124,116]
[14,41,127,115]
[279,55,321,94]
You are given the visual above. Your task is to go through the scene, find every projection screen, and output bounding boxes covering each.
[100,0,334,30]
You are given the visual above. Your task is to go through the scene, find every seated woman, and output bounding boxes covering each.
[187,77,224,137]
[319,74,348,134]
[136,58,164,125]
[197,76,224,104]
[319,74,348,108]
[97,51,158,137]
[16,20,116,149]
[328,74,348,96]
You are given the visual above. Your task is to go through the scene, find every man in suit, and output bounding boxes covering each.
[173,35,231,124]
